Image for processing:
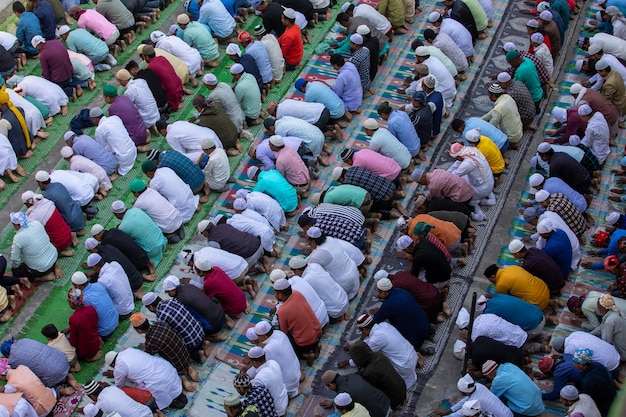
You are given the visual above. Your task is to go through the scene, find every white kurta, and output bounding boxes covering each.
[240,208,272,229]
[98,261,134,315]
[227,214,275,252]
[260,33,285,82]
[423,56,457,108]
[96,385,153,417]
[440,18,475,57]
[276,99,325,124]
[353,4,392,33]
[568,394,602,417]
[150,167,198,223]
[0,134,17,173]
[252,330,300,397]
[477,0,494,19]
[533,43,553,76]
[50,170,97,207]
[471,314,528,348]
[582,112,611,164]
[301,263,349,318]
[7,89,46,135]
[449,158,494,201]
[533,210,581,268]
[69,154,112,191]
[288,277,329,328]
[366,322,418,388]
[134,188,181,234]
[113,349,182,410]
[308,239,360,300]
[156,36,201,74]
[331,236,365,266]
[124,78,160,126]
[245,191,286,232]
[166,121,221,154]
[251,359,288,416]
[449,383,513,417]
[591,33,626,61]
[17,75,68,117]
[194,246,248,280]
[564,331,621,371]
[203,148,230,190]
[95,116,137,175]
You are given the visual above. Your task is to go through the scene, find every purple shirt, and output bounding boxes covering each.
[40,39,73,84]
[108,96,147,145]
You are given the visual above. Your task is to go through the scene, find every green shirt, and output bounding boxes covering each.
[234,72,262,119]
[461,0,488,32]
[183,22,219,61]
[324,185,367,207]
[514,58,543,102]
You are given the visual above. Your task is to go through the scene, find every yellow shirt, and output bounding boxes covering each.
[0,287,7,311]
[495,266,549,310]
[476,136,505,174]
[47,333,76,363]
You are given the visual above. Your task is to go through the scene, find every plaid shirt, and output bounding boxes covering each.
[242,385,277,417]
[158,150,204,191]
[350,47,371,92]
[344,166,396,201]
[156,298,204,349]
[314,213,364,244]
[145,321,191,374]
[504,80,536,125]
[575,143,601,174]
[547,193,587,237]
[312,204,365,225]
[506,51,550,85]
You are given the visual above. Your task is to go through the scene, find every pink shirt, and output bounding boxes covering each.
[353,149,401,181]
[275,146,309,186]
[426,168,475,203]
[78,10,117,41]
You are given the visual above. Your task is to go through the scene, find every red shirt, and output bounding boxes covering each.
[68,305,101,360]
[148,56,183,111]
[277,290,321,346]
[390,271,442,322]
[39,39,73,84]
[45,208,72,252]
[278,24,303,65]
[203,267,247,315]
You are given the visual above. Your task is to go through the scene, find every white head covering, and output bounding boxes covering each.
[531,32,544,44]
[503,42,516,52]
[85,238,99,250]
[396,235,413,250]
[71,271,89,285]
[269,269,287,282]
[539,10,553,21]
[428,11,441,22]
[230,63,244,74]
[203,74,218,85]
[551,107,567,123]
[162,275,180,291]
[150,30,165,43]
[334,393,353,407]
[60,146,74,158]
[578,104,592,116]
[457,374,476,393]
[529,173,545,188]
[226,43,242,56]
[111,200,126,214]
[195,257,212,271]
[246,328,259,341]
[535,189,550,203]
[569,135,582,146]
[86,253,102,267]
[537,219,556,234]
[373,270,389,281]
[496,72,512,83]
[35,170,50,182]
[356,24,370,35]
[289,256,307,269]
[570,83,583,95]
[350,33,363,45]
[83,404,100,417]
[461,400,481,416]
[253,320,272,335]
[465,129,481,143]
[376,278,393,291]
[537,142,552,153]
[508,239,525,254]
[273,278,290,291]
[607,212,621,225]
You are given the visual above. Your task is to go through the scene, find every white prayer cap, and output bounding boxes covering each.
[496,72,511,83]
[233,198,247,210]
[57,25,71,36]
[195,257,212,271]
[560,385,579,401]
[254,320,272,335]
[578,104,592,116]
[230,63,244,74]
[537,1,551,11]
[150,30,165,43]
[60,146,74,158]
[307,226,322,239]
[537,142,552,153]
[588,42,603,55]
[330,167,344,181]
[508,239,525,254]
[350,33,363,45]
[462,400,481,416]
[551,107,567,123]
[570,83,583,95]
[89,107,104,118]
[569,135,581,146]
[273,278,290,291]
[203,73,218,85]
[341,2,352,12]
[397,216,408,229]
[111,200,126,213]
[289,256,307,269]
[356,24,370,35]
[596,59,611,71]
[246,328,259,341]
[476,295,488,313]
[87,253,102,267]
[269,269,287,282]
[162,275,180,291]
[376,278,393,291]
[21,190,35,204]
[456,307,470,329]
[457,374,476,393]
[269,135,284,147]
[373,270,389,281]
[396,235,413,250]
[465,129,481,143]
[334,393,353,407]
[539,10,553,21]
[35,170,50,182]
[283,7,296,19]
[415,46,430,57]
[141,292,158,306]
[83,404,100,417]
[31,35,45,48]
[85,238,99,250]
[531,32,544,44]
[71,271,88,285]
[528,173,545,188]
[363,118,379,130]
[63,131,76,142]
[535,189,550,203]
[503,42,516,52]
[575,59,585,72]
[488,84,504,94]
[104,351,118,367]
[226,43,242,56]
[197,219,212,234]
[607,211,621,225]
[247,166,259,179]
[428,11,441,22]
[201,138,216,149]
[235,189,249,199]
[537,219,556,234]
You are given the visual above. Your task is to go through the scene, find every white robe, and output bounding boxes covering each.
[16,76,68,117]
[245,191,286,232]
[166,121,221,155]
[590,33,626,61]
[150,167,198,223]
[227,214,275,252]
[248,330,301,397]
[98,261,134,315]
[564,331,621,371]
[0,134,17,173]
[365,322,418,388]
[308,238,360,299]
[7,89,46,135]
[259,34,285,82]
[449,157,494,201]
[582,112,611,164]
[301,263,349,318]
[533,210,581,268]
[440,18,475,57]
[194,246,248,280]
[124,78,160,126]
[50,170,97,207]
[69,154,112,191]
[134,188,182,234]
[288,277,329,328]
[250,359,288,416]
[423,56,457,108]
[156,36,202,74]
[95,116,137,175]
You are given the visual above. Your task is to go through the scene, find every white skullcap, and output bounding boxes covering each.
[197,219,212,234]
[230,63,244,74]
[31,35,45,48]
[89,107,104,118]
[226,43,241,56]
[465,129,481,143]
[57,25,71,36]
[162,275,180,291]
[35,170,50,182]
[396,235,413,250]
[248,346,265,359]
[83,404,100,417]
[539,10,553,21]
[141,292,158,306]
[376,277,393,291]
[531,32,544,44]
[289,256,307,269]
[85,238,99,250]
[578,104,592,116]
[588,43,603,55]
[21,190,35,204]
[415,46,430,57]
[334,393,353,407]
[150,30,165,43]
[508,239,525,254]
[570,83,583,95]
[71,271,88,285]
[476,295,488,313]
[607,211,621,225]
[356,24,370,35]
[330,167,344,181]
[350,33,363,45]
[462,400,481,416]
[537,142,552,153]
[537,1,551,11]
[203,73,218,85]
[560,385,579,401]
[341,2,351,12]
[429,11,441,22]
[537,219,556,234]
[496,72,511,83]
[246,328,259,341]
[235,189,249,199]
[457,374,476,393]
[503,42,516,52]
[269,269,287,282]
[569,135,581,146]
[86,253,102,267]
[201,138,216,149]
[307,226,322,239]
[269,135,284,147]
[273,278,290,291]
[111,200,126,213]
[60,146,74,158]
[529,173,545,187]
[535,189,550,203]
[551,107,567,123]
[363,118,379,130]
[214,214,224,225]
[596,59,610,71]
[247,166,259,179]
[397,216,408,229]
[373,270,389,281]
[456,307,470,329]
[233,198,247,210]
[195,257,212,271]
[283,7,296,19]
[104,351,118,367]
[63,131,76,142]
[575,59,584,72]
[253,320,272,335]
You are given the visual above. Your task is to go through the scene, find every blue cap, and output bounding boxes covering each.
[295,78,307,90]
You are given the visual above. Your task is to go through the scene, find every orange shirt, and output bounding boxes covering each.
[277,291,321,346]
[7,366,56,416]
[408,215,461,248]
[278,24,303,65]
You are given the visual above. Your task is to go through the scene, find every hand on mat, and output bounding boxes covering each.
[337,359,349,368]
[319,399,333,408]
[102,370,114,378]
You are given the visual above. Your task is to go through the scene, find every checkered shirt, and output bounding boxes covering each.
[505,80,536,125]
[547,193,587,236]
[145,321,191,374]
[350,47,371,92]
[314,213,364,244]
[576,143,601,173]
[427,233,450,261]
[312,204,365,225]
[344,166,396,201]
[158,150,204,191]
[156,298,204,349]
[506,51,550,85]
[242,385,278,417]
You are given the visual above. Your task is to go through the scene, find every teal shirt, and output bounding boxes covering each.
[490,363,545,416]
[66,28,109,58]
[324,185,367,207]
[119,208,167,266]
[514,58,543,102]
[234,72,262,119]
[253,170,298,212]
[183,22,219,61]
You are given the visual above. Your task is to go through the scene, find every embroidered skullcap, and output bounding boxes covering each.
[162,275,180,291]
[575,59,585,72]
[567,295,585,313]
[31,35,45,48]
[307,226,322,238]
[482,360,498,375]
[130,312,147,327]
[508,239,525,254]
[529,173,545,188]
[607,211,621,225]
[253,320,272,336]
[537,1,551,11]
[551,107,567,123]
[396,235,413,250]
[350,33,363,45]
[397,216,408,229]
[535,189,550,203]
[289,256,307,269]
[283,7,296,19]
[413,222,433,237]
[20,191,35,204]
[363,118,379,130]
[334,393,352,407]
[35,170,50,182]
[223,394,241,407]
[233,198,247,210]
[488,83,504,94]
[465,128,481,143]
[373,270,389,282]
[273,278,290,291]
[423,75,436,88]
[560,385,579,400]
[233,372,251,387]
[599,293,621,312]
[573,348,594,364]
[269,135,284,147]
[578,104,592,116]
[141,292,158,306]
[248,345,266,360]
[246,328,258,341]
[538,356,554,373]
[226,43,241,56]
[415,46,430,57]
[203,74,218,85]
[194,257,212,271]
[429,11,441,22]
[537,219,555,234]
[569,135,581,146]
[104,351,118,367]
[322,370,338,384]
[539,10,553,21]
[83,380,100,395]
[551,335,565,351]
[84,238,99,250]
[331,167,344,181]
[461,400,481,416]
[60,146,73,158]
[246,166,259,179]
[356,24,370,35]
[129,179,147,193]
[503,42,516,51]
[71,271,88,285]
[9,212,28,228]
[531,32,544,44]
[235,189,249,199]
[83,404,100,417]
[269,269,287,283]
[254,24,267,35]
[496,72,511,83]
[376,277,393,291]
[570,83,583,95]
[475,295,488,313]
[457,374,476,393]
[230,63,244,74]
[536,142,551,154]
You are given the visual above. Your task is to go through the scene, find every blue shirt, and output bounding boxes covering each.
[490,363,545,416]
[66,28,109,58]
[531,177,587,213]
[484,294,544,331]
[542,229,572,281]
[245,41,273,84]
[15,12,42,55]
[305,81,346,119]
[119,208,167,266]
[373,288,429,349]
[83,282,119,337]
[427,90,444,136]
[462,117,508,151]
[253,170,298,212]
[44,182,85,231]
[598,229,626,257]
[72,134,118,175]
[198,0,236,38]
[386,110,420,156]
[158,150,204,191]
[333,62,362,112]
[542,354,582,401]
[34,1,56,40]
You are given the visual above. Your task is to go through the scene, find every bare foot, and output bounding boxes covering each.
[19,277,31,290]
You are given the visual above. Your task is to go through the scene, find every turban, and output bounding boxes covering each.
[9,212,28,228]
[599,293,621,313]
[0,90,30,148]
[20,190,35,204]
[449,142,465,157]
